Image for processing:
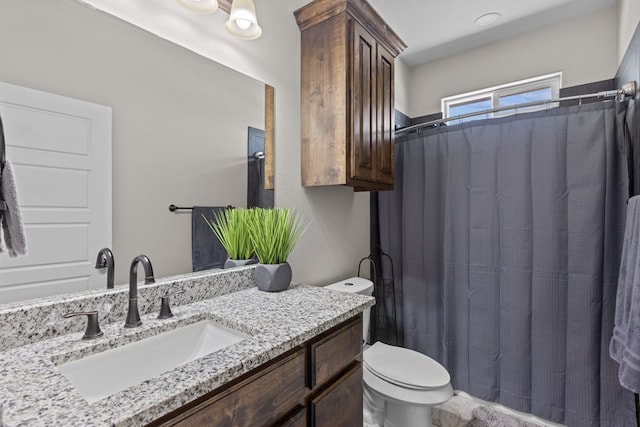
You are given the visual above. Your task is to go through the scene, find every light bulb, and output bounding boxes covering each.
[235,19,252,30]
[225,0,262,40]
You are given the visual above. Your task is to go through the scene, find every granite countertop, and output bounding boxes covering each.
[0,285,374,426]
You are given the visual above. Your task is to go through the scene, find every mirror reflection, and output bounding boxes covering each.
[0,0,273,304]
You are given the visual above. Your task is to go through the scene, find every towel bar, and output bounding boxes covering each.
[169,204,235,212]
[168,204,193,212]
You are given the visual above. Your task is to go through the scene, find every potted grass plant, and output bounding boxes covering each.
[203,208,258,269]
[247,208,307,292]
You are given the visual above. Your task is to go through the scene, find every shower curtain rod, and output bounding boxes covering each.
[395,81,638,136]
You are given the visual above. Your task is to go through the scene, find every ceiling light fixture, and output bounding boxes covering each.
[176,0,262,40]
[225,0,262,40]
[176,0,219,14]
[474,12,502,28]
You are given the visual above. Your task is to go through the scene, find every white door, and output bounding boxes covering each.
[0,82,112,303]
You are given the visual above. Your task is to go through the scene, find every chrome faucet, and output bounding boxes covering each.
[95,248,115,289]
[124,254,155,328]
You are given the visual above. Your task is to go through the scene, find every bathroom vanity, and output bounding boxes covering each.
[0,268,374,426]
[151,316,363,426]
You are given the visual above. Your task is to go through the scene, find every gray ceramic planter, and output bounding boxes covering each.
[224,258,258,269]
[255,262,292,292]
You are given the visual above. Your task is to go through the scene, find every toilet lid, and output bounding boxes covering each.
[364,342,450,390]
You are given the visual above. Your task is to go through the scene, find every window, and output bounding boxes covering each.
[442,73,562,124]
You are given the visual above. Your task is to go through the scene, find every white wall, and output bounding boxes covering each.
[618,0,640,64]
[407,6,618,117]
[2,0,371,288]
[395,59,411,116]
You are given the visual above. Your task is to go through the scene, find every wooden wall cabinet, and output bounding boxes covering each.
[149,316,363,427]
[295,0,406,191]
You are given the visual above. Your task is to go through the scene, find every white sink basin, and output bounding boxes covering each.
[57,320,250,403]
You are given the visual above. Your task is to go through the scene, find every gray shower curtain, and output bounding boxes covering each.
[378,101,635,426]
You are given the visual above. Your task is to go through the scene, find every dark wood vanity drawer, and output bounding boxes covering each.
[157,347,305,427]
[308,315,362,389]
[309,362,363,427]
[276,406,307,427]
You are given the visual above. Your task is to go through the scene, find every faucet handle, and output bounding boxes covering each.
[158,290,184,319]
[63,311,104,340]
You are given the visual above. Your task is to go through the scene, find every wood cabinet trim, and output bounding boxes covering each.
[346,1,406,57]
[294,0,348,32]
[264,84,275,190]
[294,0,406,57]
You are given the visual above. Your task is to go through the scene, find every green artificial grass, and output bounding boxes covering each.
[246,208,306,265]
[203,208,255,260]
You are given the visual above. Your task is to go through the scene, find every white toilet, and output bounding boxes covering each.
[326,277,453,427]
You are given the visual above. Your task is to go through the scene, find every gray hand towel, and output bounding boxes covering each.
[0,160,27,257]
[610,195,640,392]
[191,206,228,272]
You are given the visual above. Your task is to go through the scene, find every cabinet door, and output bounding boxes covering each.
[375,44,395,186]
[309,363,363,427]
[350,21,376,183]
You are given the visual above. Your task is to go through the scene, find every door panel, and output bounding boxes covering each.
[15,164,89,207]
[2,104,90,155]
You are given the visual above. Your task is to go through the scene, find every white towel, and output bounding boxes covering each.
[0,160,27,257]
[610,195,640,392]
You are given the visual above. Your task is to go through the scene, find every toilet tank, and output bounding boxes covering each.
[325,277,374,344]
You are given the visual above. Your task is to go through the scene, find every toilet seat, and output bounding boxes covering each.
[364,342,450,389]
[363,342,453,406]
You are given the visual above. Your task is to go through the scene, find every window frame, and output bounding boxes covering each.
[442,72,562,122]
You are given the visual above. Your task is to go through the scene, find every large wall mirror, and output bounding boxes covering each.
[0,0,274,303]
